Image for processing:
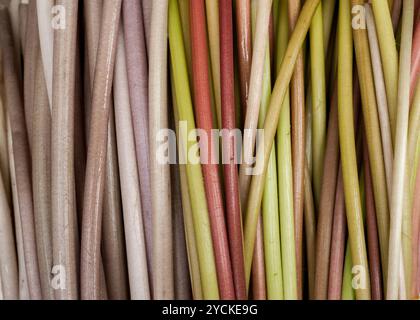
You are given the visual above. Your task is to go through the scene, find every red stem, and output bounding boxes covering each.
[220,0,247,300]
[327,168,347,300]
[411,161,420,298]
[190,0,235,300]
[251,216,266,300]
[235,0,252,117]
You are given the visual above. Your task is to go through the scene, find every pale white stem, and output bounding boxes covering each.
[114,25,150,300]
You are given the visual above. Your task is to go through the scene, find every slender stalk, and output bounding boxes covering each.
[36,0,53,109]
[411,21,420,101]
[275,0,297,299]
[409,83,420,298]
[0,46,10,201]
[149,0,174,299]
[411,161,420,298]
[171,163,191,300]
[371,0,399,142]
[178,0,192,80]
[391,0,402,33]
[173,110,203,300]
[0,6,41,299]
[169,0,219,299]
[83,0,102,131]
[7,0,21,74]
[341,241,355,300]
[304,162,316,299]
[327,169,346,300]
[338,0,370,299]
[80,0,121,299]
[179,176,203,300]
[6,114,29,299]
[22,0,38,147]
[322,0,336,54]
[287,0,306,298]
[113,25,148,300]
[236,0,252,114]
[122,0,153,285]
[314,82,339,299]
[251,217,267,300]
[387,0,415,299]
[364,138,383,300]
[310,2,326,205]
[258,33,282,300]
[352,0,390,288]
[141,0,152,52]
[32,41,54,299]
[243,0,320,292]
[190,0,235,299]
[18,2,27,53]
[84,0,126,300]
[239,0,273,209]
[0,165,18,299]
[170,76,203,299]
[219,0,247,299]
[205,0,222,128]
[365,3,394,201]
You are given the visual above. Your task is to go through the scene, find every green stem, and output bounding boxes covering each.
[371,0,399,142]
[338,0,370,299]
[341,241,355,300]
[253,9,284,299]
[275,0,298,300]
[310,2,326,205]
[168,0,219,299]
[352,0,390,288]
[243,0,320,293]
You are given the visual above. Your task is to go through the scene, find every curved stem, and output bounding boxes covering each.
[243,0,320,295]
[287,0,306,298]
[364,138,384,300]
[352,0,390,289]
[149,0,174,299]
[113,25,147,300]
[219,0,247,299]
[0,6,41,299]
[365,3,394,202]
[122,0,153,287]
[235,0,252,115]
[205,0,222,128]
[81,0,121,299]
[338,0,371,299]
[387,0,414,299]
[239,0,273,209]
[190,0,235,299]
[310,2,326,205]
[169,0,219,299]
[372,0,399,142]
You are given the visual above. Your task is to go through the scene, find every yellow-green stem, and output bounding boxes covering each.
[310,2,326,205]
[352,0,390,288]
[274,0,298,300]
[338,0,370,300]
[243,0,320,291]
[371,0,399,142]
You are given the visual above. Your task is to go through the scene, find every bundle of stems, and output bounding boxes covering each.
[0,0,419,301]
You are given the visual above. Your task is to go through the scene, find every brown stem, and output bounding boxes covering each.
[0,6,41,299]
[81,0,122,299]
[288,0,306,299]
